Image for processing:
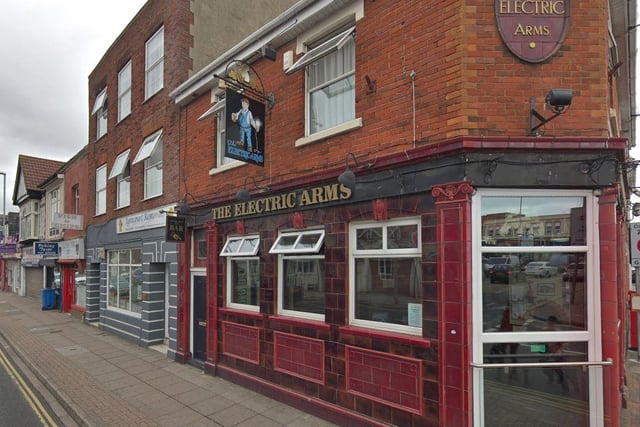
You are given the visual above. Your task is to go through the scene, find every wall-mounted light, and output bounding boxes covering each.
[530,88,573,135]
[338,153,376,190]
[236,177,271,202]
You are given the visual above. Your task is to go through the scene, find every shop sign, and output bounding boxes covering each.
[21,254,40,267]
[225,89,265,167]
[34,242,59,256]
[117,205,174,234]
[495,0,570,63]
[59,239,85,259]
[52,212,84,230]
[166,215,186,243]
[212,183,352,221]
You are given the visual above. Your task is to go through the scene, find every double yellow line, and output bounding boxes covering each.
[0,346,58,427]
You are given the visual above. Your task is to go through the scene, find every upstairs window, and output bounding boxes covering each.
[133,130,163,200]
[92,87,108,140]
[95,164,107,215]
[109,149,131,209]
[145,27,164,99]
[118,61,131,121]
[288,27,356,136]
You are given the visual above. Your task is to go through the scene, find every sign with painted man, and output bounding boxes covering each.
[225,89,265,167]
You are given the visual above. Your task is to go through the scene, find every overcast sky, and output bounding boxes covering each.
[0,0,147,213]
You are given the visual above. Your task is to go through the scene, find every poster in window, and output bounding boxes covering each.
[225,89,265,167]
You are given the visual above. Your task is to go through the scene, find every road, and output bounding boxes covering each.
[0,344,63,426]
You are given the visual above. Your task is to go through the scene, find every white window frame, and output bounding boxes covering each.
[118,61,131,122]
[93,87,108,140]
[145,26,164,99]
[110,149,131,209]
[95,164,107,215]
[348,217,422,335]
[221,235,260,312]
[471,189,603,426]
[143,141,162,199]
[199,93,241,172]
[106,248,143,317]
[270,229,325,321]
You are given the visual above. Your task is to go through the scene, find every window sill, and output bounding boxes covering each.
[219,307,263,319]
[338,325,431,348]
[209,160,245,176]
[295,117,362,148]
[269,315,330,331]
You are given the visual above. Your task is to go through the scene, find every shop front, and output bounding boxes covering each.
[175,141,627,426]
[86,206,178,349]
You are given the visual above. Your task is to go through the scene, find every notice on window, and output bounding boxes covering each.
[408,303,422,327]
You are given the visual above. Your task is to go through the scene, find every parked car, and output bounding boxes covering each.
[484,255,520,277]
[524,261,558,277]
[489,263,522,284]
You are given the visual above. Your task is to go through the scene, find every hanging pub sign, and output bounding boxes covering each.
[495,0,570,63]
[166,215,186,243]
[225,88,265,166]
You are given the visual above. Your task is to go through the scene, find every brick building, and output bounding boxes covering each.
[169,0,637,426]
[84,0,297,351]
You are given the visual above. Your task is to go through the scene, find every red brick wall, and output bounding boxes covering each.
[62,150,88,240]
[86,0,191,227]
[179,0,612,210]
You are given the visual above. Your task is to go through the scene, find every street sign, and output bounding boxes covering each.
[630,223,640,267]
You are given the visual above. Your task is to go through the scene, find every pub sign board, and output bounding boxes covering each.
[166,215,186,243]
[225,89,265,167]
[495,0,570,63]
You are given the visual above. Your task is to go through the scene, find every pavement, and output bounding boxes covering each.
[0,292,336,427]
[2,291,640,427]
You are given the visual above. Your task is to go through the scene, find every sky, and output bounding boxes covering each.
[0,0,147,213]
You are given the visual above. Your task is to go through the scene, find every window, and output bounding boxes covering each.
[50,188,61,217]
[73,185,80,215]
[145,26,164,99]
[92,87,108,139]
[118,61,131,121]
[288,27,356,136]
[349,218,422,335]
[107,248,142,314]
[192,228,207,268]
[109,149,131,209]
[221,235,260,311]
[95,165,107,215]
[133,130,163,199]
[199,94,238,169]
[270,229,325,320]
[473,190,598,426]
[19,200,39,241]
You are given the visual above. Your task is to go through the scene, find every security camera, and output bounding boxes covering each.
[546,89,572,113]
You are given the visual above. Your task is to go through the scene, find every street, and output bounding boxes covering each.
[0,344,63,427]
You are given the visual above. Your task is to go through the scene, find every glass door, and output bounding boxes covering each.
[472,190,605,427]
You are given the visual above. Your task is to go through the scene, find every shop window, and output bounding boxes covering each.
[221,235,260,312]
[474,190,597,425]
[349,218,422,335]
[107,248,143,315]
[270,229,325,320]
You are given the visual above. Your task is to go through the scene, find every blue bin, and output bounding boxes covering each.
[42,288,56,310]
